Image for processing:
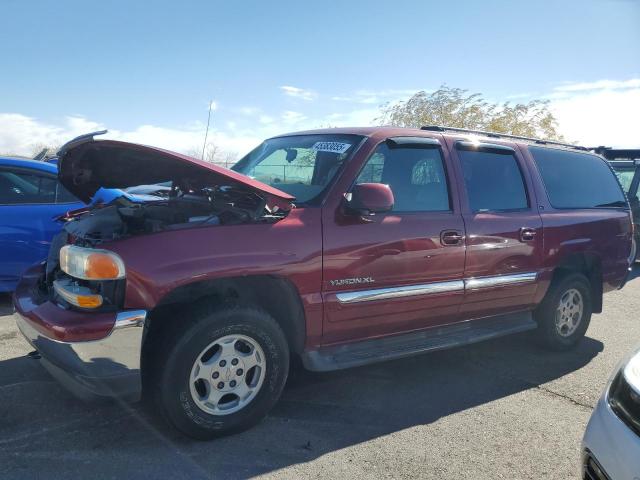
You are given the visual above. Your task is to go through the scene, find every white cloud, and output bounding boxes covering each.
[259,114,275,124]
[0,113,262,158]
[281,110,306,124]
[237,106,260,116]
[280,85,317,101]
[550,81,640,148]
[0,114,106,155]
[319,108,379,127]
[2,78,638,160]
[505,92,534,100]
[554,79,640,93]
[332,88,418,105]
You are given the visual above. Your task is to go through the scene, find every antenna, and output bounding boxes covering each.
[202,100,214,160]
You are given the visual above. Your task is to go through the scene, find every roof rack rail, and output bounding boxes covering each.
[420,125,588,151]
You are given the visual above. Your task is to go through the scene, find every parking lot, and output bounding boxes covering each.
[0,268,639,479]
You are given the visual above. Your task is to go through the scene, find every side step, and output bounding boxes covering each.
[302,311,536,372]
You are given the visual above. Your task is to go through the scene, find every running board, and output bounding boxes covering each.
[302,312,536,372]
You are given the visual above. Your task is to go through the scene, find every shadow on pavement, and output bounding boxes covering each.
[0,321,603,479]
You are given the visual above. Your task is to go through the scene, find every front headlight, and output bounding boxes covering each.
[59,245,126,280]
[609,349,640,436]
[623,351,640,399]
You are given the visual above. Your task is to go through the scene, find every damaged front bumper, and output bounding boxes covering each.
[13,263,146,401]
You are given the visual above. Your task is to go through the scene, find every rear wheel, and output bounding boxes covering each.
[154,305,289,439]
[534,273,592,351]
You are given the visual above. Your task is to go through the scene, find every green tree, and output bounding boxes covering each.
[378,85,563,140]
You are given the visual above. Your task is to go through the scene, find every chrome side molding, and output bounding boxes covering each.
[335,272,537,304]
[464,272,537,290]
[336,280,464,304]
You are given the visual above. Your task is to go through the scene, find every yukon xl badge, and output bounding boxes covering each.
[330,277,375,287]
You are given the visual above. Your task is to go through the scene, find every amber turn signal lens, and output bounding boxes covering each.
[75,295,103,308]
[86,252,121,280]
[53,280,103,309]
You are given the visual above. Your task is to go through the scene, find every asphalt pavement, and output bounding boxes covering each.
[1,268,640,479]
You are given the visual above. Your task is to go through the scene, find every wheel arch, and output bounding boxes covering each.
[146,275,307,355]
[551,252,603,313]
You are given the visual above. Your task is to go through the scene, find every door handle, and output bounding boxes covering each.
[440,230,464,246]
[520,227,537,242]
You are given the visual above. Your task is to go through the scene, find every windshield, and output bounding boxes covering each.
[232,134,364,204]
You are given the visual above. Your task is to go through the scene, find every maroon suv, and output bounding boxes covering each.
[14,127,634,439]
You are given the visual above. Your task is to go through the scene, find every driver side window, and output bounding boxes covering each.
[356,143,451,212]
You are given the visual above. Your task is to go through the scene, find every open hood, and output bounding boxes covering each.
[57,131,295,210]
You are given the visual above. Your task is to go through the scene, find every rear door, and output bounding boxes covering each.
[446,139,543,318]
[322,136,466,344]
[528,146,632,289]
[0,167,82,290]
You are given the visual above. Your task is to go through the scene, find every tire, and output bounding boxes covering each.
[534,273,593,351]
[153,304,289,440]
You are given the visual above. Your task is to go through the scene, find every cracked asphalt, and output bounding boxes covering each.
[1,268,640,479]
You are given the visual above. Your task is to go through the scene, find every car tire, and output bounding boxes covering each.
[534,273,592,351]
[153,304,289,440]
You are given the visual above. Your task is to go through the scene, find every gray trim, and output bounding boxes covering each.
[15,309,146,401]
[456,140,515,153]
[57,130,108,156]
[386,136,441,148]
[464,272,537,290]
[336,280,464,304]
[302,311,536,372]
[334,272,537,304]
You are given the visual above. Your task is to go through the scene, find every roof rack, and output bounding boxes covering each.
[420,125,588,151]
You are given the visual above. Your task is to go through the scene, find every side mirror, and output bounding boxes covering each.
[345,183,394,215]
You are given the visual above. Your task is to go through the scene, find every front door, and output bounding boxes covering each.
[446,139,543,318]
[322,136,466,345]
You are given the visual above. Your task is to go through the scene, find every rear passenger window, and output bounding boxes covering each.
[356,142,450,212]
[0,169,56,204]
[458,147,528,212]
[530,147,626,209]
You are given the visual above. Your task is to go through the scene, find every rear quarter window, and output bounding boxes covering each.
[529,147,626,209]
[610,166,636,194]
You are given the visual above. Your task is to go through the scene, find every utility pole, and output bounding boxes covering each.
[202,100,213,160]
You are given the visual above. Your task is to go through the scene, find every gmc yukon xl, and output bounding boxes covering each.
[14,127,634,439]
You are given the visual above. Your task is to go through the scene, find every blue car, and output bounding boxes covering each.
[0,157,84,292]
[0,153,166,292]
[0,157,165,293]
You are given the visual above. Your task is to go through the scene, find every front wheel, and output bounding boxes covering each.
[154,306,289,439]
[534,273,593,351]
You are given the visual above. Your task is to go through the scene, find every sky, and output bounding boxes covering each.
[0,0,639,158]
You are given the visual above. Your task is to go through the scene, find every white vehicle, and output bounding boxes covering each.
[582,347,640,479]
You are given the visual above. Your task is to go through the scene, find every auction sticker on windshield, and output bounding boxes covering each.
[312,142,352,154]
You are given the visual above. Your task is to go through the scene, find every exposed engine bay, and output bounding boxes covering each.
[63,184,286,246]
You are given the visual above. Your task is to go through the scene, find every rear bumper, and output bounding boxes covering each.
[13,263,146,401]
